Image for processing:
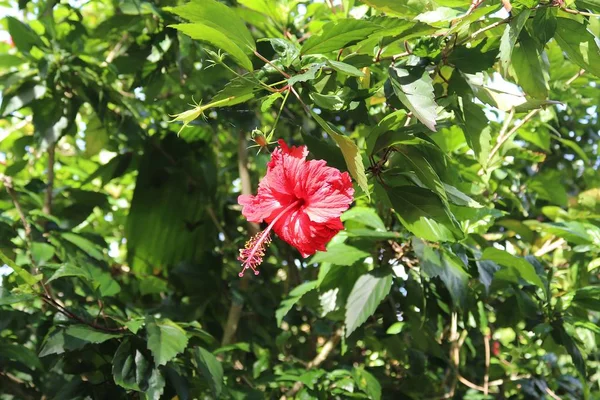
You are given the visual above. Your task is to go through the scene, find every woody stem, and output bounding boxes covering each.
[243,200,300,271]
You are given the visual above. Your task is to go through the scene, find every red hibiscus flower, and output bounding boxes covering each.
[237,139,354,277]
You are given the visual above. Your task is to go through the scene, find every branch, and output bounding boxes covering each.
[487,108,540,163]
[221,131,260,346]
[0,373,39,400]
[43,143,55,215]
[1,175,32,239]
[565,69,585,86]
[280,328,343,399]
[254,50,290,78]
[483,330,491,395]
[41,295,127,333]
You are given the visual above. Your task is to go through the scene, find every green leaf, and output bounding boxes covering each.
[0,343,43,370]
[499,9,532,71]
[302,19,382,55]
[0,82,46,116]
[460,102,492,166]
[572,286,600,312]
[65,325,122,344]
[359,0,433,16]
[385,185,462,242]
[481,248,544,288]
[5,17,45,52]
[276,281,318,327]
[0,54,26,68]
[146,316,189,367]
[194,347,224,398]
[60,232,105,261]
[551,323,586,376]
[345,270,393,337]
[352,367,382,400]
[288,63,324,85]
[31,242,54,267]
[326,60,365,77]
[412,238,469,307]
[212,73,259,106]
[532,7,557,45]
[311,111,370,198]
[390,66,437,131]
[512,32,549,99]
[169,23,253,71]
[168,0,255,51]
[554,18,600,78]
[394,147,447,203]
[309,243,370,266]
[112,338,164,398]
[0,249,40,286]
[341,207,386,231]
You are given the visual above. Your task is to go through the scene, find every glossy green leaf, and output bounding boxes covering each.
[512,32,549,99]
[302,19,382,55]
[194,347,224,398]
[390,66,437,131]
[146,316,189,367]
[276,281,318,327]
[481,248,544,289]
[345,270,393,337]
[554,18,600,78]
[309,243,370,266]
[311,111,370,198]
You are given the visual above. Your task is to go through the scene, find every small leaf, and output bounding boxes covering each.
[276,281,318,327]
[302,19,382,55]
[460,101,492,166]
[341,207,386,231]
[345,270,393,337]
[60,232,105,260]
[194,347,224,398]
[390,66,437,131]
[146,316,189,367]
[112,339,152,391]
[326,60,365,77]
[551,323,586,376]
[311,111,370,198]
[288,63,324,85]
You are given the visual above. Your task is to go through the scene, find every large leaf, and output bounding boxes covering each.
[113,338,164,398]
[460,102,492,166]
[384,185,462,242]
[169,24,253,71]
[554,18,600,78]
[352,367,382,400]
[390,66,437,131]
[0,249,40,286]
[0,82,46,116]
[146,316,189,367]
[412,238,469,307]
[309,243,370,266]
[311,111,370,198]
[499,9,532,71]
[512,31,549,99]
[345,270,393,337]
[276,281,318,327]
[481,248,544,289]
[169,0,255,51]
[302,19,382,55]
[359,0,434,16]
[194,347,224,398]
[0,343,43,370]
[65,325,122,344]
[5,17,45,53]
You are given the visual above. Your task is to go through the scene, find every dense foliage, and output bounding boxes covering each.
[1,0,600,398]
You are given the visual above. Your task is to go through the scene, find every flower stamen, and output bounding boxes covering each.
[238,200,300,277]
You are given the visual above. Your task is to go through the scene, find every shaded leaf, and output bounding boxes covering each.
[345,270,393,337]
[194,347,224,398]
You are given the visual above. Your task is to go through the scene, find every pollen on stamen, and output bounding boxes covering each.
[238,231,272,277]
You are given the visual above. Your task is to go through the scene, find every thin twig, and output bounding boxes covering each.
[483,331,491,395]
[1,175,32,238]
[534,238,566,257]
[565,69,585,86]
[487,108,540,163]
[458,17,511,46]
[561,7,600,17]
[254,50,290,78]
[41,295,127,333]
[280,328,343,399]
